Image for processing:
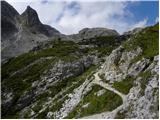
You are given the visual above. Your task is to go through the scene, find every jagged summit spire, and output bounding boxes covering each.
[27,5,32,9]
[21,5,41,26]
[26,5,35,12]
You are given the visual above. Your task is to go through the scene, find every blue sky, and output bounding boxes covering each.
[6,0,159,34]
[126,1,159,26]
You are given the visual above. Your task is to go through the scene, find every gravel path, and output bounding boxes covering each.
[82,71,126,119]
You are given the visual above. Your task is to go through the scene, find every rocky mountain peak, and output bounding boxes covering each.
[1,1,62,61]
[79,27,119,36]
[1,1,19,19]
[26,5,33,10]
[69,27,119,42]
[21,5,41,26]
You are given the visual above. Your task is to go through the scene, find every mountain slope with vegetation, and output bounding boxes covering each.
[1,1,159,119]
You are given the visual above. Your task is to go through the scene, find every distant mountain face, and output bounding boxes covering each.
[69,27,119,42]
[1,1,122,62]
[79,27,119,37]
[1,1,62,61]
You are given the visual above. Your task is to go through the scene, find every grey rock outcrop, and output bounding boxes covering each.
[79,27,119,37]
[69,27,119,42]
[41,55,97,83]
[51,79,93,119]
[128,58,150,77]
[101,46,143,82]
[123,55,159,119]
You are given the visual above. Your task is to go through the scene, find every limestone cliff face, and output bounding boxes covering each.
[98,24,159,118]
[100,46,158,118]
[102,46,143,82]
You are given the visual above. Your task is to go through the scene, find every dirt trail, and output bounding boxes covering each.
[93,71,126,102]
[82,70,127,119]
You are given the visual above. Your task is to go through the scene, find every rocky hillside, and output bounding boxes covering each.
[1,1,159,119]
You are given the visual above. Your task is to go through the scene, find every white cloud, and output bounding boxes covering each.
[6,0,148,35]
[52,2,130,34]
[155,17,159,23]
[130,18,148,30]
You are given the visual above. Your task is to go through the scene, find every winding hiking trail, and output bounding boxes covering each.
[82,70,127,119]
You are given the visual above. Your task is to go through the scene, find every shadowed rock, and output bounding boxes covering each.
[1,1,19,39]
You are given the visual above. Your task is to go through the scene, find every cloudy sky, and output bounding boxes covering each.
[6,0,159,35]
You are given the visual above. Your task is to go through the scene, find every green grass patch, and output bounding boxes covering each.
[113,76,135,95]
[80,35,122,57]
[123,24,159,59]
[2,58,54,91]
[1,59,55,118]
[84,45,116,57]
[139,70,152,95]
